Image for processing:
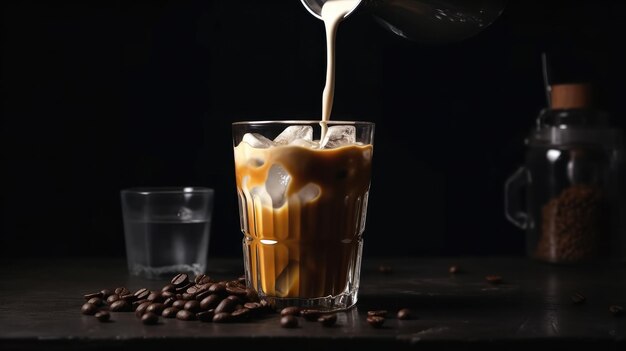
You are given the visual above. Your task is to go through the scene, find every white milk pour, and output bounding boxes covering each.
[319,0,360,143]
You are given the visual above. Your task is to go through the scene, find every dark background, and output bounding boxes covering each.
[2,0,625,259]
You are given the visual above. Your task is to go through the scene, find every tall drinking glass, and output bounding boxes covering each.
[232,120,374,311]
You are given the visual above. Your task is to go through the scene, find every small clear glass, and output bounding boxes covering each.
[121,187,214,279]
[232,120,375,311]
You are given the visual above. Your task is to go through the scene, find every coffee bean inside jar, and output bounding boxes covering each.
[536,184,609,263]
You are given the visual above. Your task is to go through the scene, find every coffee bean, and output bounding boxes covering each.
[133,288,150,300]
[161,284,176,293]
[161,291,175,299]
[237,275,247,285]
[318,313,337,327]
[175,283,193,293]
[176,309,196,321]
[367,310,387,317]
[106,294,120,304]
[280,315,298,328]
[397,308,412,320]
[87,297,104,306]
[186,286,199,295]
[162,307,179,318]
[84,292,102,300]
[182,293,196,300]
[172,300,187,309]
[215,298,236,314]
[147,292,163,303]
[195,283,212,292]
[231,308,250,321]
[171,273,189,288]
[163,297,176,307]
[449,265,460,274]
[609,305,624,316]
[485,275,503,284]
[244,302,262,311]
[146,303,165,315]
[366,315,385,328]
[141,312,159,325]
[212,312,232,323]
[200,294,221,311]
[226,286,248,297]
[226,295,242,304]
[110,299,130,312]
[195,290,212,301]
[208,282,227,295]
[120,293,136,302]
[280,306,300,317]
[135,302,151,318]
[378,265,393,274]
[132,299,148,309]
[184,300,201,313]
[197,310,215,322]
[571,292,586,304]
[226,280,244,288]
[81,303,98,315]
[94,311,110,322]
[100,289,114,298]
[110,300,130,312]
[114,287,130,296]
[194,274,208,284]
[300,309,322,321]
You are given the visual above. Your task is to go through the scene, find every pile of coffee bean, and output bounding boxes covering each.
[279,306,337,328]
[278,307,413,329]
[366,308,413,328]
[80,273,273,325]
[366,310,387,328]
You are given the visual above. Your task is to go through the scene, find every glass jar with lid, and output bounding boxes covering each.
[505,83,626,263]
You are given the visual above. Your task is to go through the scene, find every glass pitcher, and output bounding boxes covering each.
[505,84,626,264]
[300,0,507,43]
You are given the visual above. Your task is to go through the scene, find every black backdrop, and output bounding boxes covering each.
[2,0,625,259]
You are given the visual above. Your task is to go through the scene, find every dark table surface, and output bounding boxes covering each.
[1,256,625,350]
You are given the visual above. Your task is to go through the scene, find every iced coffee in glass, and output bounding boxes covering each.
[232,120,374,311]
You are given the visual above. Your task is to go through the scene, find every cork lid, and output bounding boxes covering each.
[550,83,593,109]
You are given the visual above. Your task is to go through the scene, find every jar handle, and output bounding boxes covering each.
[505,166,529,229]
